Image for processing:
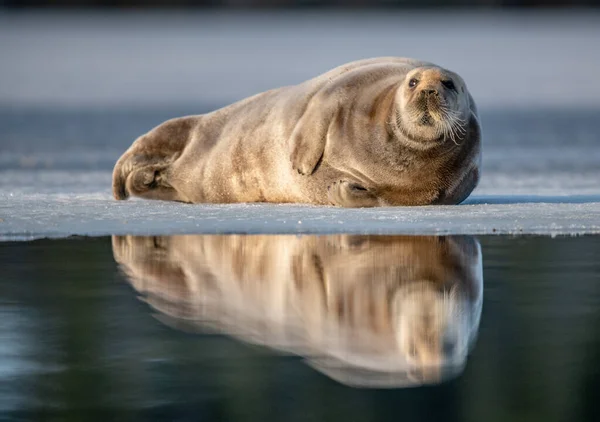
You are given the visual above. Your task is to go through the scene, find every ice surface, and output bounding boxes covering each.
[1,12,599,240]
[2,172,600,240]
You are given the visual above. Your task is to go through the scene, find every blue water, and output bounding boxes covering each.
[1,234,600,420]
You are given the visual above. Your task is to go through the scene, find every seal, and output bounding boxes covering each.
[112,57,481,207]
[112,234,483,388]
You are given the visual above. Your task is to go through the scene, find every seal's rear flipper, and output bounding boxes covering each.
[112,155,190,203]
[112,116,197,202]
[112,153,133,200]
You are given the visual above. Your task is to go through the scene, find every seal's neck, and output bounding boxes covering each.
[368,81,402,127]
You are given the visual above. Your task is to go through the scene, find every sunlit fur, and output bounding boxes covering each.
[393,67,471,150]
[112,57,482,208]
[112,234,483,388]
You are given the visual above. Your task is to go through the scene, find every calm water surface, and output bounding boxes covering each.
[1,234,600,421]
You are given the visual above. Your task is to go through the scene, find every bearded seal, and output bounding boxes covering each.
[112,57,481,207]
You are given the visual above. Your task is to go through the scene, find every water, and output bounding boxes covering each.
[1,234,599,420]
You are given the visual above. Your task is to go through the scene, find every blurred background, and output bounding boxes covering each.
[1,0,600,110]
[1,0,599,8]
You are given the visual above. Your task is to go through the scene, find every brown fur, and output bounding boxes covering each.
[112,234,483,388]
[112,57,482,207]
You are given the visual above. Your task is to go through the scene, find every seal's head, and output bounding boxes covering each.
[395,66,471,149]
[391,281,472,382]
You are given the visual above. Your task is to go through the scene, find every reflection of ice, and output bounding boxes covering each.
[0,311,29,413]
[112,234,483,388]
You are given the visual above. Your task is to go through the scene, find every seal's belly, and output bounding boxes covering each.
[436,166,480,205]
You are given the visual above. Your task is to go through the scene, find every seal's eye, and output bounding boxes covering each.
[408,78,418,88]
[442,80,456,91]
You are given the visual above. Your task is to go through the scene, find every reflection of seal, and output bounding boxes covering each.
[112,234,483,388]
[112,57,481,207]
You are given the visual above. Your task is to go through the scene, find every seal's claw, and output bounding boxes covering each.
[328,180,379,208]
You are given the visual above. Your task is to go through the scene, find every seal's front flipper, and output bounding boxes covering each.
[327,180,380,208]
[290,131,325,176]
[289,99,336,176]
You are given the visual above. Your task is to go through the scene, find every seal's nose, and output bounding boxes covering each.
[423,89,438,97]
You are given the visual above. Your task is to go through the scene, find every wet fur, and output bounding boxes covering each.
[112,57,481,207]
